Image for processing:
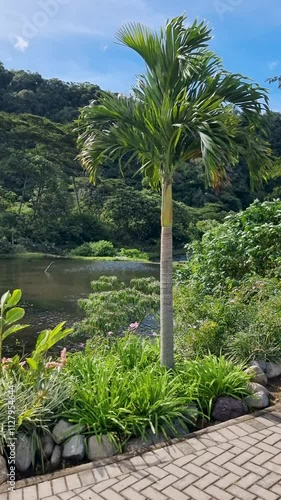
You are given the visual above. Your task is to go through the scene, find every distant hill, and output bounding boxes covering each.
[0,63,280,255]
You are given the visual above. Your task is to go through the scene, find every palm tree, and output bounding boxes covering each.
[77,14,271,368]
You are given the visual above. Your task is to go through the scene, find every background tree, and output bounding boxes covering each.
[78,14,271,368]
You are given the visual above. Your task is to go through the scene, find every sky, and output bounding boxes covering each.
[0,0,280,111]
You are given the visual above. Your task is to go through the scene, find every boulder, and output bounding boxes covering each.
[245,366,267,387]
[244,391,269,409]
[265,362,281,379]
[248,382,269,395]
[52,420,86,445]
[0,456,8,485]
[212,396,249,422]
[249,360,267,372]
[50,445,62,469]
[15,434,32,472]
[41,435,54,459]
[62,435,85,461]
[87,435,118,461]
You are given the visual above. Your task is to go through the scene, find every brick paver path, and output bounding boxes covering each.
[2,410,281,500]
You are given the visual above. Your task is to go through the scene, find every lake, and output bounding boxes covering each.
[0,258,159,355]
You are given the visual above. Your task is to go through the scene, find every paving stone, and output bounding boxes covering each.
[227,484,256,500]
[212,451,236,466]
[258,472,281,488]
[205,484,233,500]
[162,486,189,500]
[146,465,168,479]
[52,478,67,494]
[236,472,261,488]
[131,476,153,491]
[104,463,122,478]
[193,472,218,490]
[23,485,37,500]
[251,450,274,465]
[154,474,178,491]
[171,473,198,491]
[122,487,146,500]
[232,450,254,465]
[65,474,81,490]
[163,444,184,459]
[249,484,279,500]
[214,472,240,488]
[38,481,52,498]
[79,470,96,487]
[80,489,103,500]
[141,486,168,500]
[183,485,211,500]
[92,466,109,483]
[163,463,187,478]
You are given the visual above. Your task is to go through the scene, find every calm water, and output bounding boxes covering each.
[0,258,159,354]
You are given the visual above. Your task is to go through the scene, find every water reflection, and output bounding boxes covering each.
[0,258,159,353]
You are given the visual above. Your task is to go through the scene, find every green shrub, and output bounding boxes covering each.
[0,237,12,254]
[187,199,281,293]
[178,355,250,418]
[70,240,116,257]
[225,278,281,363]
[62,337,195,443]
[119,248,149,260]
[74,276,159,338]
[174,276,281,364]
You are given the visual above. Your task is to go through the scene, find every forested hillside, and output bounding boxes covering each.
[0,63,280,254]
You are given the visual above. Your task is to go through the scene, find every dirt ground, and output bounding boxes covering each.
[268,376,281,404]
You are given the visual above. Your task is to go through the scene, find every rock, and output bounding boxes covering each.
[248,382,269,395]
[245,366,268,387]
[265,362,281,379]
[0,456,8,485]
[15,434,32,472]
[125,430,166,453]
[244,382,270,410]
[244,391,269,409]
[62,435,85,461]
[50,445,62,469]
[87,435,118,461]
[52,420,86,445]
[249,359,267,372]
[212,396,249,422]
[41,435,54,459]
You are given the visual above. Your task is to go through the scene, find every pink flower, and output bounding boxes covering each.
[129,322,139,331]
[1,357,12,364]
[60,348,67,366]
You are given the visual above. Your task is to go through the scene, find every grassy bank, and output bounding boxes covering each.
[0,252,153,263]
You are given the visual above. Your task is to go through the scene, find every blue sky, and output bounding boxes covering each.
[0,0,280,110]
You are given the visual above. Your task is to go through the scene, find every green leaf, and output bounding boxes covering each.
[5,307,25,325]
[26,358,38,371]
[2,324,29,340]
[6,289,22,308]
[0,291,11,311]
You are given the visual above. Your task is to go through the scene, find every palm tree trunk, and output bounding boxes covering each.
[160,177,174,369]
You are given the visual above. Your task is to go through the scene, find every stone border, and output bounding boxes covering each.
[1,402,281,493]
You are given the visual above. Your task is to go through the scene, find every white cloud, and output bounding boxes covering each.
[0,0,165,49]
[14,35,29,52]
[101,45,109,52]
[268,61,279,71]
